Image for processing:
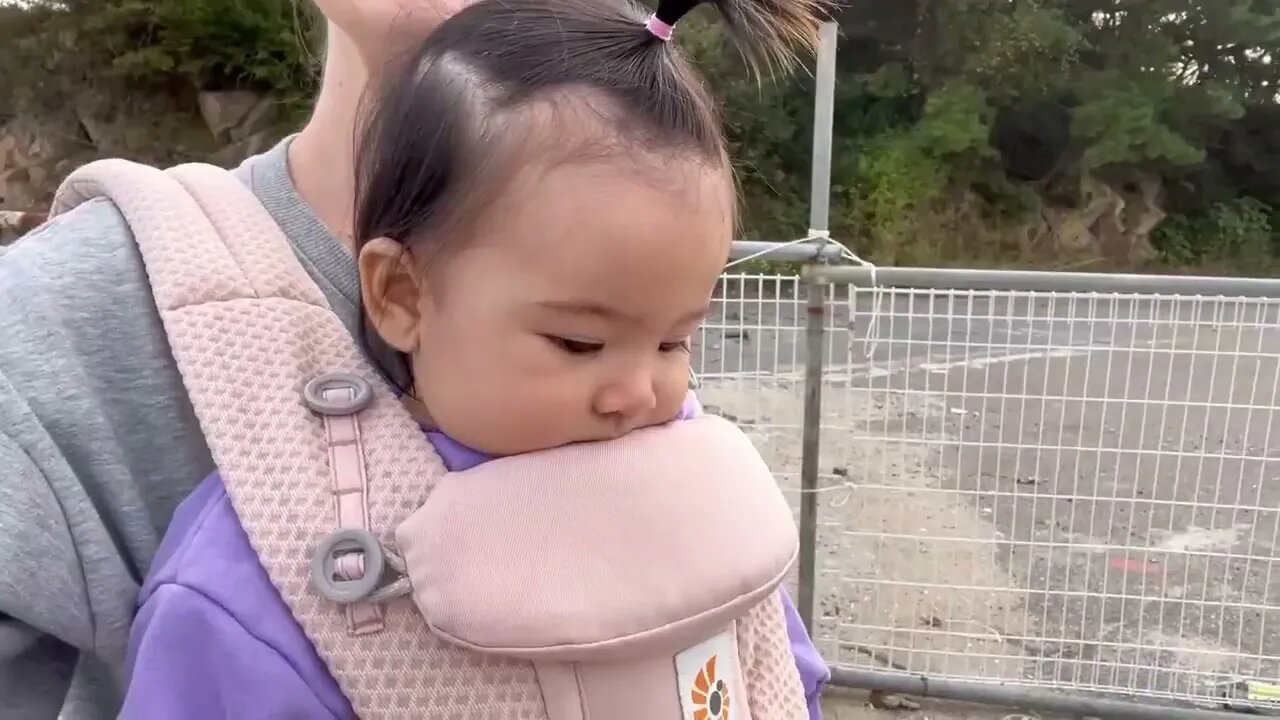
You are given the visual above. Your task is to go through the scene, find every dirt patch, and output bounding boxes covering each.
[697,379,1035,681]
[820,687,1065,719]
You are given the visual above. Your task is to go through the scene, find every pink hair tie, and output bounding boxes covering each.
[645,14,675,41]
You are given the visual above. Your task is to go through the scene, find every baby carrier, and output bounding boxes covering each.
[51,159,809,719]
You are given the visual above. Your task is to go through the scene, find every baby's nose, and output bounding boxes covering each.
[592,370,658,423]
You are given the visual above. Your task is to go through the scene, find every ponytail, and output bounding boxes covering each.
[643,0,829,76]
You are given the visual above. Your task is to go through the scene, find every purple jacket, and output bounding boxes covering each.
[121,419,829,718]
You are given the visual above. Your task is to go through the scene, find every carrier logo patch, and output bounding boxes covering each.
[676,631,738,720]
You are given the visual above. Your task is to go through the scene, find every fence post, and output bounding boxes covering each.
[797,268,827,636]
[807,21,838,237]
[796,20,838,636]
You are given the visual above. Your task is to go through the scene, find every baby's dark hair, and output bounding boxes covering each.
[352,0,826,388]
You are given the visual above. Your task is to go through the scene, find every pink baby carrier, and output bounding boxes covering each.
[51,159,809,719]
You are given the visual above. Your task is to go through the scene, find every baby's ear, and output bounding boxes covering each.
[357,237,423,354]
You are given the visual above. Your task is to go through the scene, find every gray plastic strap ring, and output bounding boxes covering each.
[310,527,385,604]
[302,372,374,416]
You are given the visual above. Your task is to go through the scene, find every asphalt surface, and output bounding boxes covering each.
[691,285,1280,710]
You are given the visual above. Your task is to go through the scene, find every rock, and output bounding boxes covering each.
[0,119,59,209]
[74,95,110,149]
[1041,174,1165,266]
[198,90,262,140]
[868,690,921,711]
[0,210,46,243]
[1120,176,1163,263]
[1125,177,1166,237]
[230,95,278,142]
[1087,173,1165,265]
[27,165,47,190]
[209,129,274,168]
[1046,206,1097,253]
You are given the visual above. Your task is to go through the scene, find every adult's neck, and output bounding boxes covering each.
[287,23,371,251]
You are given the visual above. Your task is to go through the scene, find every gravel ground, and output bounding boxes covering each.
[820,687,1069,719]
[698,380,1034,683]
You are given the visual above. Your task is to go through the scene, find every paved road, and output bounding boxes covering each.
[692,287,1280,709]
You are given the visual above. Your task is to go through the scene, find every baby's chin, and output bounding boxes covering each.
[443,412,684,458]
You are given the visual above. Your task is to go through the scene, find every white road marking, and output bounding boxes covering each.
[917,347,1109,373]
[1153,524,1253,554]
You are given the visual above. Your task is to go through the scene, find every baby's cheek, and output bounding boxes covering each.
[654,367,694,418]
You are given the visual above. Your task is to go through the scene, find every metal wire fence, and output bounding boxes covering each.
[692,269,1280,715]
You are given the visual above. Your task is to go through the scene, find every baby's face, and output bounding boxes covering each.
[402,158,733,456]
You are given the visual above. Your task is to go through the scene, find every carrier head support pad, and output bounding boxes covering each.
[397,412,799,658]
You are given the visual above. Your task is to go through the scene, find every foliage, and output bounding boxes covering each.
[1071,71,1208,170]
[817,0,1280,270]
[91,0,321,94]
[1152,197,1277,268]
[1,0,320,122]
[2,0,1278,271]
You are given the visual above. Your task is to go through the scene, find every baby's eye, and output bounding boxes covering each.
[544,335,604,355]
[659,340,691,353]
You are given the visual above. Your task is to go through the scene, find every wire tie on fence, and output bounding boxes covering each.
[785,480,857,507]
[837,245,886,363]
[827,482,855,507]
[805,228,833,264]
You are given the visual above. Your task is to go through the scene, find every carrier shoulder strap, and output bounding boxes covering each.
[50,160,542,717]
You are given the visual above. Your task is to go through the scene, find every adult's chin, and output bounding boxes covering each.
[312,0,473,66]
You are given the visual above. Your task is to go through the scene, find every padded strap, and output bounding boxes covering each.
[166,163,330,307]
[53,159,386,636]
[52,160,258,310]
[164,164,384,635]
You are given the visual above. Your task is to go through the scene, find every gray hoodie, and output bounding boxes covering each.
[0,138,363,720]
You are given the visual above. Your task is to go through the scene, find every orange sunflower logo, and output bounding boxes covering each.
[690,655,730,720]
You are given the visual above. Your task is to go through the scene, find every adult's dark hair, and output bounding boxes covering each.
[352,0,825,388]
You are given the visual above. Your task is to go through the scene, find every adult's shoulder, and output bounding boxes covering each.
[0,195,159,378]
[0,192,210,720]
[1,196,138,305]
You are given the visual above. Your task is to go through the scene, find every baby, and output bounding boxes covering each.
[121,0,830,715]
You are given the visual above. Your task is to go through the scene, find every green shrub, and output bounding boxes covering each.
[2,0,320,121]
[1153,197,1276,270]
[92,0,321,93]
